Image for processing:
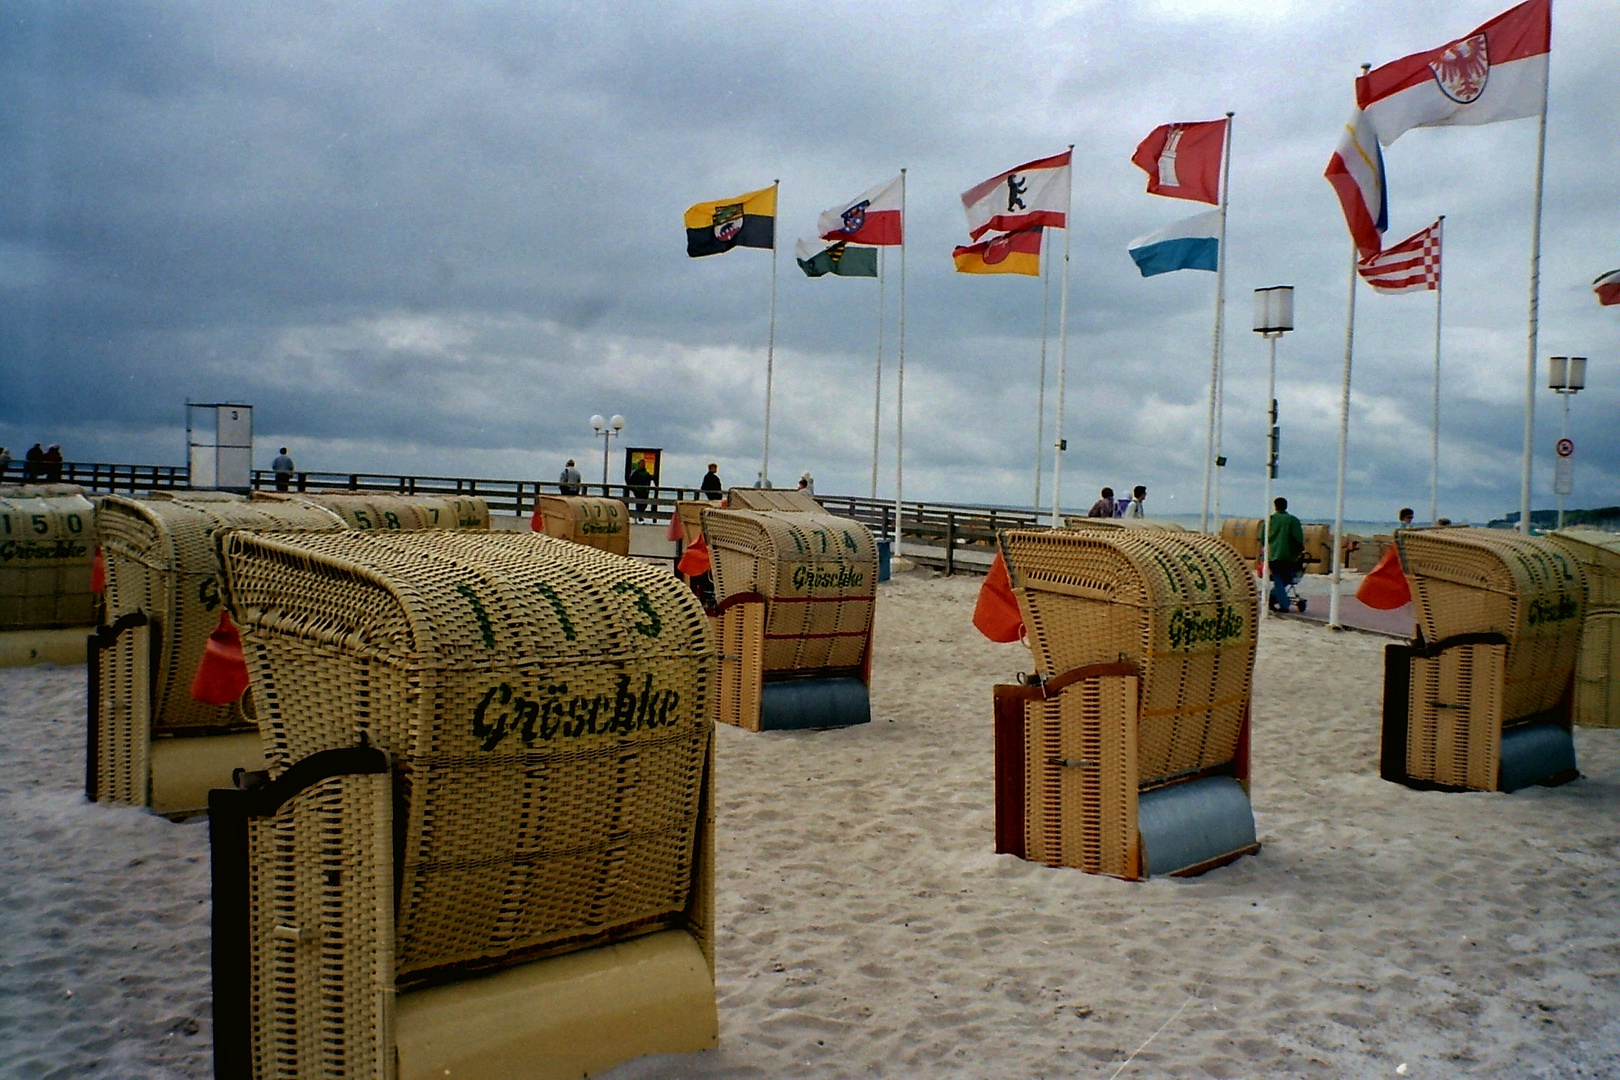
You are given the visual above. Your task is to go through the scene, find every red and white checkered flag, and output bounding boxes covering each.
[1358,219,1441,294]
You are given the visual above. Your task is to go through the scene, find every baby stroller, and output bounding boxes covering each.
[1266,561,1307,613]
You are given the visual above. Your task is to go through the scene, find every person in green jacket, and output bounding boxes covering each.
[1267,496,1305,612]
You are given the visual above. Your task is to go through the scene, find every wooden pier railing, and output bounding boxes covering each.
[0,460,1042,574]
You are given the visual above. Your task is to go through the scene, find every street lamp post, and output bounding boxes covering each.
[1253,286,1294,616]
[1547,357,1585,530]
[590,413,625,488]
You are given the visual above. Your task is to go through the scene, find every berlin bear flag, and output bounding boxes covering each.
[1131,119,1228,204]
[1358,0,1550,146]
[818,175,904,247]
[961,151,1070,241]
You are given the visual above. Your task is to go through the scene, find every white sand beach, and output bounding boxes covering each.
[3,569,1619,1078]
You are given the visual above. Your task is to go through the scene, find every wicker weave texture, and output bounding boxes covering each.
[1062,517,1187,533]
[724,489,822,513]
[1217,518,1263,561]
[217,529,716,982]
[536,496,631,556]
[0,488,96,630]
[1022,676,1140,878]
[1406,643,1505,790]
[1575,612,1620,728]
[1398,528,1584,723]
[257,491,491,531]
[247,770,395,1079]
[1550,529,1620,613]
[96,494,347,735]
[703,509,877,674]
[1000,529,1257,787]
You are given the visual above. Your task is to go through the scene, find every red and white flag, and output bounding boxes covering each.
[1358,0,1550,146]
[818,174,903,246]
[1131,118,1227,204]
[1324,110,1388,261]
[1359,219,1441,293]
[1594,269,1620,307]
[961,151,1070,241]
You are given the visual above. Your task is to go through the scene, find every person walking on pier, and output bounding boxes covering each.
[271,447,296,491]
[558,459,582,496]
[700,463,723,500]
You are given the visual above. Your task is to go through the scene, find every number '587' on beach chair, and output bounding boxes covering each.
[208,529,717,1080]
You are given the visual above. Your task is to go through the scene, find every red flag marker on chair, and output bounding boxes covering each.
[973,551,1025,643]
[1356,545,1412,611]
[191,610,250,705]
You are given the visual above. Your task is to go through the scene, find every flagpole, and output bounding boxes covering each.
[1033,229,1051,514]
[1050,145,1075,529]
[762,178,780,488]
[1430,214,1445,525]
[894,168,906,547]
[1330,238,1358,630]
[871,248,885,500]
[1520,62,1551,535]
[1213,114,1234,525]
[1200,115,1234,533]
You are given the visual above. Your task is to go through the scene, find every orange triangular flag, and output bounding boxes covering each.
[1356,544,1412,610]
[973,551,1025,643]
[677,534,711,577]
[191,610,250,705]
[91,547,106,593]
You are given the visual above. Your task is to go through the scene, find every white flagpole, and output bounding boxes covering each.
[1050,145,1075,529]
[762,178,780,487]
[1330,238,1358,629]
[1212,113,1234,525]
[894,168,907,546]
[1033,228,1051,513]
[1200,115,1234,532]
[1520,63,1551,534]
[1430,215,1445,525]
[871,248,885,500]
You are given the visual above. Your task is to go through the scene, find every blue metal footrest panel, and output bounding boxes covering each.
[1499,722,1577,793]
[759,678,870,731]
[1138,776,1257,877]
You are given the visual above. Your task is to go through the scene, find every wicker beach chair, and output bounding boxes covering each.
[533,495,631,556]
[1381,528,1584,791]
[993,529,1260,879]
[88,494,347,815]
[0,484,97,631]
[255,490,491,531]
[1549,528,1620,728]
[725,488,822,513]
[702,507,877,731]
[209,529,717,1080]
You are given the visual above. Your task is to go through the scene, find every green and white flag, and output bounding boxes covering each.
[795,238,878,278]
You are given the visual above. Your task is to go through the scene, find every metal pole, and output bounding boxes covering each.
[1520,70,1551,534]
[894,168,906,545]
[1430,215,1445,525]
[1330,239,1358,629]
[1050,145,1075,529]
[762,179,780,488]
[1200,115,1234,532]
[871,247,884,500]
[1263,332,1277,616]
[1558,390,1570,530]
[1033,229,1051,514]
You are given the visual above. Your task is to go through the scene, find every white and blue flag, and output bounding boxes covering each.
[1127,209,1221,277]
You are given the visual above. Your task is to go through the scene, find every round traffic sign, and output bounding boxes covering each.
[1556,438,1574,458]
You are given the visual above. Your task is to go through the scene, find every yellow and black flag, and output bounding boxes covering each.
[685,185,776,258]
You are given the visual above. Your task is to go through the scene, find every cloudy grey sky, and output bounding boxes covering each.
[2,0,1616,523]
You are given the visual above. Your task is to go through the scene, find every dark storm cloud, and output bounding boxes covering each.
[1,0,1614,521]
